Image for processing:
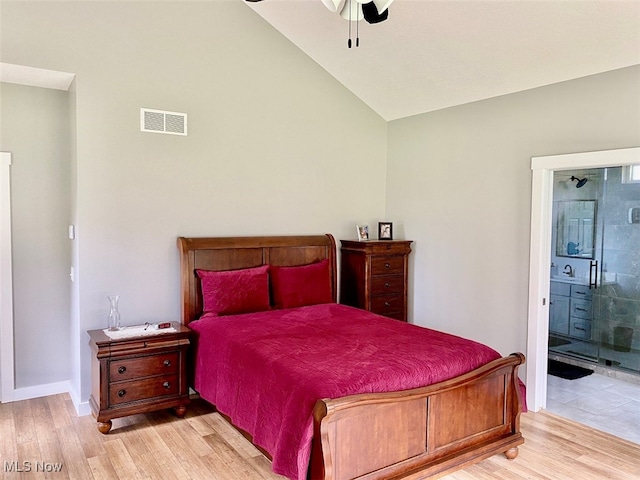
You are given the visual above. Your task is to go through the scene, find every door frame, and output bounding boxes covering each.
[527,146,640,412]
[1,152,14,403]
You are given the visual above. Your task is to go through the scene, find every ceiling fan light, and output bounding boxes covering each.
[340,0,364,21]
[321,0,346,13]
[372,0,394,14]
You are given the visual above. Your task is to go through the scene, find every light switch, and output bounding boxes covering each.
[68,225,75,239]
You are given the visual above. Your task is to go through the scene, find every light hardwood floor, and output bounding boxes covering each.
[1,394,639,480]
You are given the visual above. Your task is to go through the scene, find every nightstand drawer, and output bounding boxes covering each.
[371,295,402,316]
[110,352,179,381]
[371,275,404,294]
[107,337,180,356]
[109,374,179,406]
[371,256,404,276]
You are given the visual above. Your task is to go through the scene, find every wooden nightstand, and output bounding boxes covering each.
[87,322,190,434]
[340,240,413,321]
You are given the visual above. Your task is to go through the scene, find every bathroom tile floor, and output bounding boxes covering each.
[546,372,640,445]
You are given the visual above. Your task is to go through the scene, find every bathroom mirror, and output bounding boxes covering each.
[555,200,596,259]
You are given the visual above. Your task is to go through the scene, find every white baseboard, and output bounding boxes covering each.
[75,401,91,416]
[68,385,91,416]
[12,380,71,402]
[11,380,91,416]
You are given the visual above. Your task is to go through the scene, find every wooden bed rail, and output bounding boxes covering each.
[311,353,525,480]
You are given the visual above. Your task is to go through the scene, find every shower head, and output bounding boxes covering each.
[571,176,588,188]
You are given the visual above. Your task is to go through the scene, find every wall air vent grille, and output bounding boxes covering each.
[140,108,187,136]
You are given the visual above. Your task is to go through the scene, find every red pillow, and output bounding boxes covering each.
[197,265,270,316]
[270,259,333,309]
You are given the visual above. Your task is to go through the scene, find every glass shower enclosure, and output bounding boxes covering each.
[549,165,640,375]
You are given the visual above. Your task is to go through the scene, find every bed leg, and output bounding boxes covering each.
[504,447,519,460]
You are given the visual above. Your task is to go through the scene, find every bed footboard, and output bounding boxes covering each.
[310,353,525,480]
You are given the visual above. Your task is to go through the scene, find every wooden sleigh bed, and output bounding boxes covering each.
[178,234,524,480]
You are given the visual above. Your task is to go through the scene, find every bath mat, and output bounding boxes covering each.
[548,359,593,380]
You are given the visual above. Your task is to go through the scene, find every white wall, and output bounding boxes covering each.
[386,66,640,371]
[0,83,71,388]
[1,1,387,407]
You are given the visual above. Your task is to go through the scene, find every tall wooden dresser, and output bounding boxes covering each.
[340,240,413,322]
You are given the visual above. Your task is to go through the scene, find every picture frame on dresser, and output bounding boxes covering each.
[378,221,393,240]
[356,224,369,241]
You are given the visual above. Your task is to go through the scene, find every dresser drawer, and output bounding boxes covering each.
[371,275,404,295]
[110,352,179,381]
[109,374,179,406]
[371,256,404,276]
[371,295,403,316]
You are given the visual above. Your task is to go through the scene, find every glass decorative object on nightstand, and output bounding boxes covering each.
[107,295,121,331]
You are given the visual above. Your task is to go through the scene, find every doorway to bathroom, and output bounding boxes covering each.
[527,147,639,414]
[548,165,640,376]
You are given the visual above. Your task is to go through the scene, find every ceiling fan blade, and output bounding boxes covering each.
[363,1,388,23]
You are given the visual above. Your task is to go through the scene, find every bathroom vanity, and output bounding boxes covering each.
[550,278,593,340]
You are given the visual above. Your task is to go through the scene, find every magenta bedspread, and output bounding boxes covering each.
[189,303,502,480]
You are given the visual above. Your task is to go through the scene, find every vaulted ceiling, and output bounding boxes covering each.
[245,0,640,121]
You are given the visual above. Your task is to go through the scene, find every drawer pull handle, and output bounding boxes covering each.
[164,360,171,367]
[384,282,391,288]
[576,307,588,312]
[384,263,391,269]
[163,381,171,389]
[575,291,586,295]
[118,389,126,398]
[575,326,586,332]
[118,366,126,374]
[384,301,391,307]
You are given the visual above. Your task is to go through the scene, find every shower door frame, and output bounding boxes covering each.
[527,146,640,412]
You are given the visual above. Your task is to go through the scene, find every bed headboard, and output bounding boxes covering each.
[177,234,337,325]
